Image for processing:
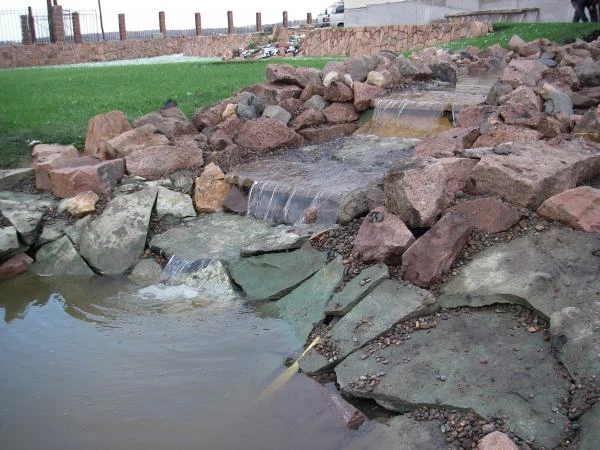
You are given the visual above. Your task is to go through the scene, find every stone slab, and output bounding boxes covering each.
[578,403,600,450]
[336,310,571,449]
[29,235,94,276]
[156,186,196,222]
[0,191,56,245]
[0,168,34,191]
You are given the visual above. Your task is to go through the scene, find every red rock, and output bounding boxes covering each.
[477,431,519,450]
[446,198,521,234]
[65,191,99,218]
[537,186,600,233]
[290,108,327,130]
[384,157,447,228]
[265,63,307,87]
[467,141,600,209]
[125,137,204,180]
[352,207,415,265]
[31,144,80,191]
[323,81,354,102]
[455,105,498,128]
[472,124,543,147]
[278,98,303,115]
[299,123,359,144]
[438,157,478,203]
[134,107,196,139]
[234,118,304,153]
[307,376,367,430]
[242,82,303,105]
[205,144,243,173]
[401,213,471,288]
[192,98,232,131]
[299,82,324,103]
[498,85,543,116]
[543,66,581,91]
[572,109,600,142]
[105,124,170,159]
[84,111,132,159]
[414,127,480,158]
[323,102,360,124]
[194,163,230,213]
[500,59,546,88]
[222,185,248,215]
[0,253,33,281]
[48,157,125,198]
[353,81,385,111]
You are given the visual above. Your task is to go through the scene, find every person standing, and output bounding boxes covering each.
[572,0,590,22]
[587,0,599,22]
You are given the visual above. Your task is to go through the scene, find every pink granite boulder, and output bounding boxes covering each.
[48,157,125,198]
[537,186,600,233]
[84,110,132,159]
[31,144,80,191]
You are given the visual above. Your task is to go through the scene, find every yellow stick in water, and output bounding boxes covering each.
[258,336,321,401]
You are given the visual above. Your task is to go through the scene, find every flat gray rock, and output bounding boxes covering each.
[64,215,92,247]
[150,212,273,263]
[0,168,34,190]
[128,258,164,285]
[36,219,67,246]
[325,264,389,316]
[0,191,56,245]
[0,226,20,259]
[79,187,158,275]
[29,235,94,276]
[230,242,328,301]
[440,228,600,319]
[240,226,310,257]
[336,310,571,449]
[302,279,437,375]
[341,416,447,450]
[550,303,600,383]
[165,260,238,301]
[156,186,196,223]
[277,256,345,343]
[578,403,600,450]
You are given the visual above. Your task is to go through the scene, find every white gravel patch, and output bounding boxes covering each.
[39,53,221,69]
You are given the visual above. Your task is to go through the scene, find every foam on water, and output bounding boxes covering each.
[135,284,201,301]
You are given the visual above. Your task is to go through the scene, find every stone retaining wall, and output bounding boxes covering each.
[299,21,491,56]
[0,21,489,69]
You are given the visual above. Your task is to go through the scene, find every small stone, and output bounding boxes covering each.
[535,225,545,232]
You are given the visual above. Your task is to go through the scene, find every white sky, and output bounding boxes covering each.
[4,0,332,33]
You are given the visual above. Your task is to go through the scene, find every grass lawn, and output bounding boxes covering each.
[1,22,599,169]
[0,58,330,168]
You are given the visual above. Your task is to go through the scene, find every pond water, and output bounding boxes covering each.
[0,275,381,450]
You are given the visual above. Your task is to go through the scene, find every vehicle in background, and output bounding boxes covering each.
[315,2,344,28]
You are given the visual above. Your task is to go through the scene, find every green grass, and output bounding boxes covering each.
[0,58,330,169]
[440,22,600,52]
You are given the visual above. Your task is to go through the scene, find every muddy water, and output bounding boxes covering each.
[0,275,378,450]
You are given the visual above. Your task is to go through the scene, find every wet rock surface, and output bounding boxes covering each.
[336,308,571,449]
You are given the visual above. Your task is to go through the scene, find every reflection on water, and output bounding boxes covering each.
[0,275,384,450]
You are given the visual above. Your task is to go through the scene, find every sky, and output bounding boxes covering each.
[4,0,333,34]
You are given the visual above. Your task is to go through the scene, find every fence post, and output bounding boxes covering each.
[28,7,36,43]
[46,0,55,42]
[227,11,233,34]
[307,12,312,25]
[195,13,202,36]
[159,11,166,38]
[52,5,65,43]
[118,13,126,41]
[283,11,288,28]
[256,12,262,32]
[20,15,32,45]
[72,12,82,43]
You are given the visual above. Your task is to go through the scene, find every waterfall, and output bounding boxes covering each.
[160,255,214,282]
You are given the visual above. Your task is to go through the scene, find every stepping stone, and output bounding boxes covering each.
[336,310,571,449]
[277,256,345,343]
[230,242,327,301]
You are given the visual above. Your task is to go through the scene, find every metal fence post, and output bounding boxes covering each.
[118,13,126,40]
[227,11,233,34]
[195,12,202,36]
[159,11,166,37]
[256,12,262,32]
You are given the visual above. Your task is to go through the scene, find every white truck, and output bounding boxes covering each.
[315,2,344,28]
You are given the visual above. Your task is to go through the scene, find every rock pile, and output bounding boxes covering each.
[1,32,600,449]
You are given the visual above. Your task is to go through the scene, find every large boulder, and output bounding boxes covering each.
[48,157,125,198]
[133,106,196,139]
[105,124,169,159]
[323,81,354,102]
[0,192,56,245]
[31,144,79,191]
[498,85,543,117]
[84,111,132,159]
[241,82,303,105]
[125,137,204,180]
[234,118,304,153]
[290,108,327,130]
[537,186,600,233]
[446,198,521,234]
[401,213,471,288]
[343,55,379,83]
[236,91,266,119]
[265,64,307,87]
[194,163,230,213]
[353,81,385,111]
[429,60,458,85]
[499,59,546,88]
[323,102,360,124]
[472,124,543,148]
[467,141,600,209]
[352,207,415,265]
[413,127,480,158]
[79,187,158,275]
[29,235,93,276]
